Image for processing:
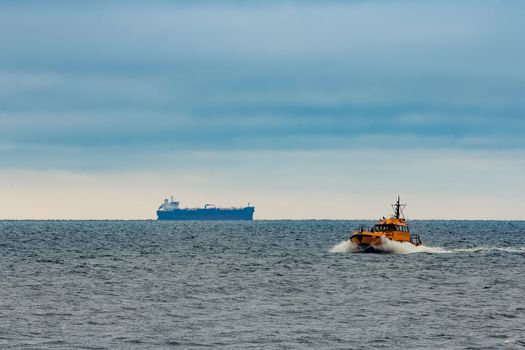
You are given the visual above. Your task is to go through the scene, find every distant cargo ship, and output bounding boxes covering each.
[157,197,255,220]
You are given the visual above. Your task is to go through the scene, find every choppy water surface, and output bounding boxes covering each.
[0,220,524,349]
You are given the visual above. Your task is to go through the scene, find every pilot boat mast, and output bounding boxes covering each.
[392,195,405,219]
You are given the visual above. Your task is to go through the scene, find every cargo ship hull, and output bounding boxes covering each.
[157,207,254,221]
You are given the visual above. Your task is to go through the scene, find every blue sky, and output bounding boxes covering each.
[0,0,524,219]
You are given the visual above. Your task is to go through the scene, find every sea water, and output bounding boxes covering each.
[0,220,523,349]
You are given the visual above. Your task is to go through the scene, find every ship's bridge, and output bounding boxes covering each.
[374,216,409,232]
[158,198,180,211]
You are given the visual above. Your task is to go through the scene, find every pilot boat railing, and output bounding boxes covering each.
[410,234,422,245]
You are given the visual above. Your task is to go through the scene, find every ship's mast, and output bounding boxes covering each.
[392,195,406,219]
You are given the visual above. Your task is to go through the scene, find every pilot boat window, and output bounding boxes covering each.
[374,224,397,231]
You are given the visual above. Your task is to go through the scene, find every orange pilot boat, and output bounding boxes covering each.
[349,196,422,252]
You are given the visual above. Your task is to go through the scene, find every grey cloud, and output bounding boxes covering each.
[0,0,524,170]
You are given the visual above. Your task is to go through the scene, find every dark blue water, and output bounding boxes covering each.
[1,220,524,349]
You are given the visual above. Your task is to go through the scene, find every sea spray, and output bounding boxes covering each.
[330,239,360,253]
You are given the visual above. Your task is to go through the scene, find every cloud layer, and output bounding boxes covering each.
[0,1,524,218]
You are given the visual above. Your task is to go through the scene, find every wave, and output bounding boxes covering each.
[330,238,525,255]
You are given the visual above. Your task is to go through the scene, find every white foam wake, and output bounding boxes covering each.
[330,238,446,254]
[330,239,360,253]
[374,238,448,254]
[330,238,525,255]
[446,246,525,254]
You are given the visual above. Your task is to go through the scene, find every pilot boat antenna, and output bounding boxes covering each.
[392,195,406,219]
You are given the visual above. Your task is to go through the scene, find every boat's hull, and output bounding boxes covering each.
[349,232,419,253]
[157,207,255,220]
[355,244,387,253]
[350,233,385,247]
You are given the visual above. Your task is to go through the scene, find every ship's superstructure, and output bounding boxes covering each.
[157,197,255,220]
